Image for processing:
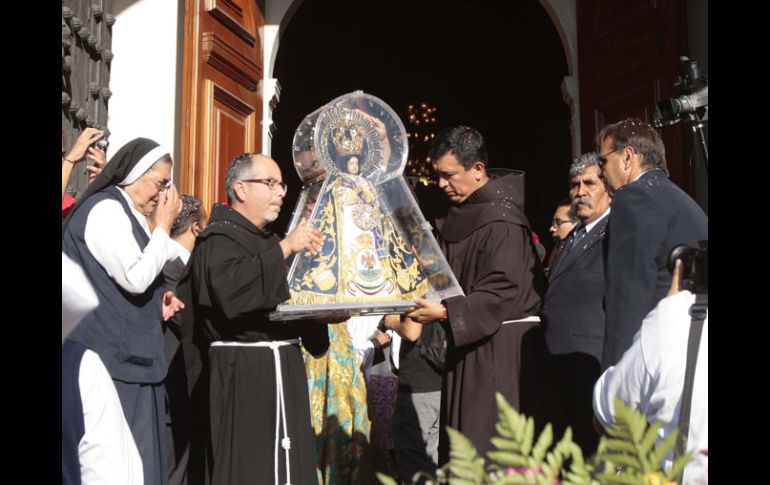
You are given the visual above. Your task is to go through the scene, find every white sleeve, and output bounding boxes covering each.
[62,253,99,343]
[78,350,144,485]
[356,340,376,369]
[85,198,177,294]
[346,315,381,369]
[592,329,652,429]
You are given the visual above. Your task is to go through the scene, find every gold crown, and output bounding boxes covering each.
[332,121,365,157]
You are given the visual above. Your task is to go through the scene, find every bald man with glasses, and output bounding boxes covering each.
[178,153,329,485]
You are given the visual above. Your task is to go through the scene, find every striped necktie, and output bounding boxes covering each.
[570,224,587,250]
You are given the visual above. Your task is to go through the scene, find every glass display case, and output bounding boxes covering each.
[270,91,463,321]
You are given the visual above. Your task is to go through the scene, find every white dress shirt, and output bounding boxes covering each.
[584,207,610,234]
[594,290,708,484]
[172,240,190,265]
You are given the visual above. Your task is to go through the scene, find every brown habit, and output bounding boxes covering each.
[435,169,546,462]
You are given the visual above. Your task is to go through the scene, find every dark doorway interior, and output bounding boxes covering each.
[272,0,570,244]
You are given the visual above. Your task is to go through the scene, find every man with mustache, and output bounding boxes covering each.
[541,152,611,455]
[178,153,329,485]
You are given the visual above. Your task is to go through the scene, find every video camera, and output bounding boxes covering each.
[654,57,708,128]
[667,240,708,294]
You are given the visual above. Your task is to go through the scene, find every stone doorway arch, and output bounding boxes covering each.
[264,0,573,241]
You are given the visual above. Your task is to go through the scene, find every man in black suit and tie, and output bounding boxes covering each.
[597,118,707,369]
[542,152,611,455]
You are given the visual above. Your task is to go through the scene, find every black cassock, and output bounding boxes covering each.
[434,170,547,463]
[178,204,327,485]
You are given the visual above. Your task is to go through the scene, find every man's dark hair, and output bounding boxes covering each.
[429,126,489,170]
[225,152,263,204]
[170,194,203,238]
[595,118,668,173]
[557,197,579,223]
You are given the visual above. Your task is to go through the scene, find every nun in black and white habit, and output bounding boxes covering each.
[63,137,183,485]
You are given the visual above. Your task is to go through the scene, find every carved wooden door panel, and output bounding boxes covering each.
[180,0,265,210]
[577,0,693,193]
[62,0,115,198]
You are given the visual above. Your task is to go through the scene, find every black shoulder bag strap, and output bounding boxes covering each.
[674,293,707,483]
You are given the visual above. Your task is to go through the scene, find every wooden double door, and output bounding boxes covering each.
[180,0,266,210]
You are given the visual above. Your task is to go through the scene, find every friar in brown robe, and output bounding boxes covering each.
[407,127,547,463]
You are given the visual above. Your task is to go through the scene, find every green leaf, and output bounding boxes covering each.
[487,451,528,467]
[545,452,558,471]
[666,451,693,481]
[491,436,522,451]
[447,478,479,485]
[498,475,533,485]
[596,437,608,455]
[448,464,482,482]
[604,424,633,441]
[496,393,525,439]
[648,430,677,468]
[601,438,638,455]
[496,424,517,439]
[639,420,662,452]
[604,422,633,439]
[376,472,398,485]
[448,427,481,458]
[566,442,585,469]
[593,472,642,485]
[612,398,644,442]
[446,427,485,482]
[412,470,439,483]
[536,474,553,485]
[563,471,592,485]
[521,417,535,456]
[600,453,644,471]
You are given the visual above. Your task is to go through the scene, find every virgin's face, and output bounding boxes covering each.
[347,157,360,175]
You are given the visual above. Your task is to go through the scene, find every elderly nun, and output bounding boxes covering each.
[63,137,183,485]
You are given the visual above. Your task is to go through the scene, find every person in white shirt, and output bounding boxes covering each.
[63,137,183,485]
[593,259,708,484]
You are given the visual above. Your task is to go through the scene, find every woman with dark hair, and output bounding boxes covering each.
[63,137,183,485]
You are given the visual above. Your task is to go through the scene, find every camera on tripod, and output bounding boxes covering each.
[667,240,708,294]
[654,57,708,128]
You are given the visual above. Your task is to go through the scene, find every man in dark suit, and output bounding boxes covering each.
[542,152,611,454]
[597,118,707,369]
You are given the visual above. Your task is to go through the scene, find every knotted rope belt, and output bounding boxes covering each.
[211,339,300,485]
